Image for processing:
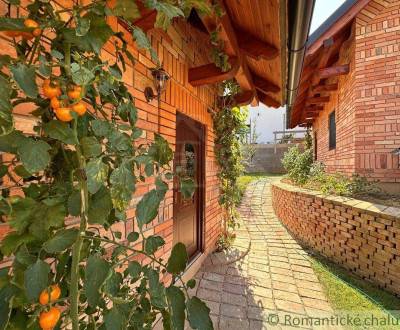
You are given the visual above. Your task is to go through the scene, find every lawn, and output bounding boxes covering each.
[310,254,400,330]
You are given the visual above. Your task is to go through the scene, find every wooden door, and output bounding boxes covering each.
[173,113,204,259]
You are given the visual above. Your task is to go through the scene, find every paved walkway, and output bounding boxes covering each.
[193,179,335,330]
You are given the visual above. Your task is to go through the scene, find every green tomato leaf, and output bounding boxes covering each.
[76,17,91,36]
[166,243,188,275]
[71,62,95,86]
[147,268,166,309]
[17,138,51,173]
[67,190,81,216]
[0,75,13,136]
[81,136,102,158]
[112,0,140,20]
[166,286,185,330]
[43,120,76,145]
[136,189,163,228]
[186,297,213,330]
[0,232,35,257]
[148,133,173,166]
[104,306,126,330]
[88,185,112,225]
[109,63,122,80]
[145,235,165,255]
[24,260,50,301]
[110,162,135,211]
[126,231,139,242]
[85,158,109,194]
[91,119,112,137]
[10,63,38,98]
[126,261,141,280]
[8,197,38,233]
[84,255,111,307]
[186,279,196,289]
[43,228,79,253]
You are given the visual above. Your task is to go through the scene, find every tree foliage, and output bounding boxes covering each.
[0,0,213,329]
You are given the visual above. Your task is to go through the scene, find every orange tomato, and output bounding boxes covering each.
[54,108,73,122]
[39,307,61,330]
[50,98,61,109]
[67,85,82,100]
[23,19,41,38]
[71,101,86,116]
[39,285,61,305]
[43,82,61,99]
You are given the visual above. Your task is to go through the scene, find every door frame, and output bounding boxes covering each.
[173,112,206,258]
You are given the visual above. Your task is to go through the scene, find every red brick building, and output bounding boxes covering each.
[288,0,400,193]
[0,0,288,274]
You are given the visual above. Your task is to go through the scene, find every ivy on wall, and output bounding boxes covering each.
[212,81,248,248]
[0,1,212,329]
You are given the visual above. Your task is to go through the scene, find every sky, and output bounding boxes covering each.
[249,0,346,143]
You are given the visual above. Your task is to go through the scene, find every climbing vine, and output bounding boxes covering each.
[212,80,248,249]
[0,1,213,329]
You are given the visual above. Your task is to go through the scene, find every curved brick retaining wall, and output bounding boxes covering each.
[271,181,400,296]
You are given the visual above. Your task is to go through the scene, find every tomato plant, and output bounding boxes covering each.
[0,0,212,329]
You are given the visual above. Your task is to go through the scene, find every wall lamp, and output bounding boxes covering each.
[144,67,170,102]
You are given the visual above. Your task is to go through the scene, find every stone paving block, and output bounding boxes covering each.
[197,288,221,302]
[202,272,225,283]
[220,303,247,318]
[298,287,328,301]
[203,300,221,315]
[200,279,223,292]
[302,297,333,312]
[221,292,248,307]
[272,281,299,293]
[273,289,302,303]
[271,273,296,284]
[219,316,250,330]
[275,299,306,315]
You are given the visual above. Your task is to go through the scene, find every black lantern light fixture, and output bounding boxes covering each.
[144,67,170,102]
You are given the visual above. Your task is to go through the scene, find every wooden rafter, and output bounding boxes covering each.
[307,96,330,104]
[312,83,338,93]
[258,93,281,108]
[252,73,280,94]
[234,90,256,106]
[236,28,279,60]
[188,57,240,86]
[319,64,349,79]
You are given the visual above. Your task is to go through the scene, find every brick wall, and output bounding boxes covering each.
[312,0,400,189]
[272,181,400,296]
[312,26,357,176]
[0,0,224,262]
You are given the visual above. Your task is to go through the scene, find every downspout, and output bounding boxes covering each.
[286,0,315,128]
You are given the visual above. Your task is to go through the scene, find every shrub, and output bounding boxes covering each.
[282,145,313,185]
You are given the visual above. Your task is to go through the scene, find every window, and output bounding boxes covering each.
[328,111,336,150]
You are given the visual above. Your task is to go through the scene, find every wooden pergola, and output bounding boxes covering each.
[130,0,288,108]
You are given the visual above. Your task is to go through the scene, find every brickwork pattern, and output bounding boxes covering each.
[0,0,223,260]
[312,0,400,185]
[192,179,334,330]
[272,181,400,296]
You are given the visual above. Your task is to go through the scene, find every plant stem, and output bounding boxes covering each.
[68,52,87,328]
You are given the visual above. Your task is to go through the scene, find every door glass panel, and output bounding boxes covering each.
[184,143,195,179]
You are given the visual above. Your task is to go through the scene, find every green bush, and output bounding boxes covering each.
[282,145,313,185]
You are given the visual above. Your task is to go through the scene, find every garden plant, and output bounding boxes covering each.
[0,0,215,329]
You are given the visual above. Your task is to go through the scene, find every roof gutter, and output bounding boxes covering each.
[286,0,315,128]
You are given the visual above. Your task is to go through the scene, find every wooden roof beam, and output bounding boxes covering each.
[312,83,338,93]
[236,29,279,60]
[319,64,349,79]
[188,57,240,86]
[194,2,258,105]
[258,92,281,108]
[307,96,330,104]
[252,74,280,94]
[234,90,256,106]
[305,105,324,112]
